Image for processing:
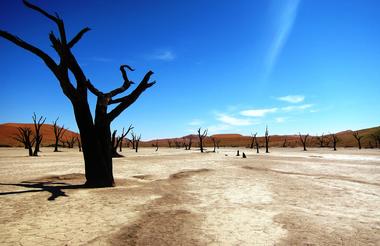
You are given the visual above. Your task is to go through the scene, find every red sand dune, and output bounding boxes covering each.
[0,123,79,147]
[0,123,379,149]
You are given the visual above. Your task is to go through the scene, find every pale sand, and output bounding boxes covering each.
[0,147,379,245]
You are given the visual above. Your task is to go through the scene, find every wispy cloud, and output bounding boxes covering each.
[217,114,253,126]
[149,50,175,61]
[265,0,301,78]
[282,104,312,112]
[275,117,286,123]
[207,124,232,134]
[240,108,278,117]
[188,119,204,126]
[277,95,304,103]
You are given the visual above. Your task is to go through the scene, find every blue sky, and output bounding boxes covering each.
[0,0,379,140]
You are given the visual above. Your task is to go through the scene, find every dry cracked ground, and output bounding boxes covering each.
[0,147,379,245]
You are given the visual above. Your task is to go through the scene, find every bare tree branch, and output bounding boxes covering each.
[68,27,90,48]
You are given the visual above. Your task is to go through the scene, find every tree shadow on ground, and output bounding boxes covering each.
[0,181,87,201]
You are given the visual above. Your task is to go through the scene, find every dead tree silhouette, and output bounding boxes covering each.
[316,133,325,147]
[118,125,133,153]
[111,126,133,157]
[66,136,76,148]
[299,133,309,151]
[331,133,339,151]
[211,137,217,152]
[52,118,66,152]
[197,128,208,153]
[134,134,141,153]
[77,137,82,152]
[13,127,35,156]
[352,131,363,150]
[129,134,136,150]
[265,126,270,153]
[167,140,172,148]
[370,133,380,148]
[282,137,287,147]
[152,140,159,151]
[249,133,256,149]
[251,133,259,153]
[32,113,46,156]
[0,1,155,187]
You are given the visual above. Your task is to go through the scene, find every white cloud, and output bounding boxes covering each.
[217,114,253,126]
[277,95,304,103]
[275,117,286,123]
[240,108,278,117]
[265,0,301,77]
[282,104,313,112]
[207,124,232,134]
[188,119,203,126]
[150,50,175,61]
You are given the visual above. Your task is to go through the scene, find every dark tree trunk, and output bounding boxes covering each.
[197,128,207,153]
[265,126,270,153]
[299,133,309,151]
[353,131,363,150]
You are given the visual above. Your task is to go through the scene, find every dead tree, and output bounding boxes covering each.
[167,140,172,148]
[129,135,136,150]
[66,136,76,148]
[13,127,35,156]
[316,133,325,147]
[265,126,270,153]
[211,137,217,152]
[370,134,380,148]
[331,134,339,151]
[152,140,159,151]
[77,137,82,152]
[32,113,46,156]
[299,133,309,151]
[197,128,208,153]
[352,131,363,149]
[0,1,155,187]
[282,137,287,147]
[252,133,259,153]
[118,125,133,153]
[174,139,182,149]
[184,138,192,150]
[52,117,66,152]
[135,134,141,153]
[249,133,256,149]
[111,125,133,157]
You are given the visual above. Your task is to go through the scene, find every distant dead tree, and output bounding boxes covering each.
[119,125,133,153]
[299,133,309,151]
[77,137,82,152]
[197,128,208,153]
[111,126,133,157]
[66,136,76,148]
[184,138,192,150]
[265,126,270,153]
[370,133,380,148]
[52,118,66,152]
[152,140,159,151]
[253,133,259,153]
[129,132,136,150]
[13,127,35,156]
[330,134,339,151]
[211,137,217,152]
[134,134,141,153]
[282,137,287,148]
[249,133,256,149]
[32,113,46,156]
[0,1,155,187]
[174,139,182,149]
[352,131,363,149]
[167,140,172,148]
[316,133,325,147]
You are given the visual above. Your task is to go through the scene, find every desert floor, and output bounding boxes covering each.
[0,147,379,245]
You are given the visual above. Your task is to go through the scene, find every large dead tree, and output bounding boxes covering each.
[32,113,46,156]
[265,126,270,153]
[0,1,156,186]
[197,128,208,153]
[352,131,363,150]
[13,127,35,156]
[52,118,66,152]
[299,133,309,151]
